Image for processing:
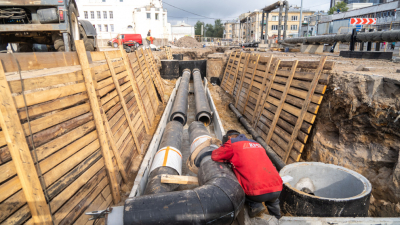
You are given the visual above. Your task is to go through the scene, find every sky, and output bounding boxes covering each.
[162,0,331,26]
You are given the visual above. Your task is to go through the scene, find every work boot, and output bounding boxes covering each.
[246,202,266,218]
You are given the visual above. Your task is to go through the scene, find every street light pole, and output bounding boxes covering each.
[298,0,303,37]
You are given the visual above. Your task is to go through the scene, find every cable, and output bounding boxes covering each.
[10,45,56,225]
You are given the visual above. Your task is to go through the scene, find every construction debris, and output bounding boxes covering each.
[174,36,203,48]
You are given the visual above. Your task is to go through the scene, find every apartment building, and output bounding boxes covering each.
[224,20,240,39]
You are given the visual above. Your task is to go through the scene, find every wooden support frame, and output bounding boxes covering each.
[265,61,298,144]
[242,54,260,114]
[230,52,243,95]
[283,56,327,163]
[135,50,158,114]
[234,54,252,108]
[119,46,151,134]
[220,52,235,91]
[140,48,161,107]
[75,40,120,204]
[104,52,142,155]
[146,49,166,103]
[0,62,53,224]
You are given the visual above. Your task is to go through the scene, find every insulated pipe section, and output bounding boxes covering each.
[144,121,183,195]
[229,103,285,171]
[189,121,216,167]
[170,69,190,125]
[193,68,212,126]
[283,30,400,44]
[124,122,245,225]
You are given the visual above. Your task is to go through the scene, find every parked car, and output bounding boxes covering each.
[240,40,260,48]
[108,33,142,48]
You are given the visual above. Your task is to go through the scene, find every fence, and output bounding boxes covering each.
[0,42,165,224]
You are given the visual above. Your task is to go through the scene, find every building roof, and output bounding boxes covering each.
[171,21,193,27]
[326,1,397,21]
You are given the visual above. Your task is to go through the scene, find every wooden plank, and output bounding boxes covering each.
[275,70,329,83]
[269,89,319,114]
[265,60,299,144]
[161,174,199,185]
[148,49,166,98]
[105,52,142,154]
[242,55,260,114]
[0,190,26,223]
[273,75,326,94]
[278,60,334,70]
[284,56,327,163]
[141,49,163,104]
[0,62,52,224]
[266,96,316,124]
[135,50,157,114]
[0,176,21,203]
[234,54,251,107]
[120,46,150,134]
[145,49,165,103]
[75,40,120,204]
[271,82,323,104]
[220,52,235,91]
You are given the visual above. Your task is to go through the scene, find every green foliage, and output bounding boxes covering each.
[328,1,348,15]
[213,19,224,38]
[194,21,203,35]
[194,19,225,37]
[205,23,214,37]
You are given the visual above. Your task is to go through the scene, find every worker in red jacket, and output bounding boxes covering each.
[211,130,283,218]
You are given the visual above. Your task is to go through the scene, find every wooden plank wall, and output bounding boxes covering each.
[0,44,165,224]
[222,53,334,165]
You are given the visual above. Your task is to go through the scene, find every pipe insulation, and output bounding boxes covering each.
[170,68,191,125]
[144,121,183,195]
[229,103,285,171]
[193,68,212,126]
[123,121,245,224]
[283,30,400,44]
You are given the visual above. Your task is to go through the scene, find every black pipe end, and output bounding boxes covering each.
[170,112,187,126]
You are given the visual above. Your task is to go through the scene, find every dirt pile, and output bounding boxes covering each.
[175,36,202,48]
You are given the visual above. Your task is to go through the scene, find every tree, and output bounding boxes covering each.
[328,2,348,15]
[213,19,224,38]
[205,23,214,37]
[194,21,203,36]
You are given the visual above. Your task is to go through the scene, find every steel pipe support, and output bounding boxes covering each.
[170,68,191,125]
[193,68,212,126]
[228,103,285,171]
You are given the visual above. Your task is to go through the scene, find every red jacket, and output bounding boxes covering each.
[211,134,282,196]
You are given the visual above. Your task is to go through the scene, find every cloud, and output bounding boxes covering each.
[162,0,330,26]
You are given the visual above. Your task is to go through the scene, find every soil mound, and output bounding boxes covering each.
[175,36,202,48]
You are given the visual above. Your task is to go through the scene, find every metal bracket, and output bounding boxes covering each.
[85,207,113,221]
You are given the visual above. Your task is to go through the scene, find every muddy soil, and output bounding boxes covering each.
[174,36,203,48]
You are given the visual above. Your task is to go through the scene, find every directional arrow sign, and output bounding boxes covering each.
[351,18,377,25]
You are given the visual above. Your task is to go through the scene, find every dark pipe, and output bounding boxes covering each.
[229,103,285,171]
[124,122,245,225]
[188,121,210,146]
[170,69,190,125]
[144,121,183,195]
[193,69,212,126]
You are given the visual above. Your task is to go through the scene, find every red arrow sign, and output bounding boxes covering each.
[351,18,377,25]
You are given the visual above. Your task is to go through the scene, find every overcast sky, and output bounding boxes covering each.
[162,0,331,26]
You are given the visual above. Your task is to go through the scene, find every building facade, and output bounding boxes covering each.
[224,20,240,40]
[75,0,171,46]
[171,21,194,41]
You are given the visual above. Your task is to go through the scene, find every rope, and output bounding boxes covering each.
[9,46,56,225]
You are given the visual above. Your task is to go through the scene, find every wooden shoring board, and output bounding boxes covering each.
[139,49,161,108]
[135,50,158,115]
[0,62,53,224]
[283,56,327,164]
[229,52,243,95]
[104,52,142,155]
[75,40,120,204]
[233,53,250,99]
[145,49,165,103]
[148,49,166,95]
[252,60,281,128]
[225,52,240,91]
[242,54,261,114]
[264,61,299,145]
[220,52,235,92]
[234,53,254,108]
[119,46,151,134]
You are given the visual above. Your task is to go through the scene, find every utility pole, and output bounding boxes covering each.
[298,0,303,37]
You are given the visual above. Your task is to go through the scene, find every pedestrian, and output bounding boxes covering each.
[211,130,283,218]
[146,30,151,46]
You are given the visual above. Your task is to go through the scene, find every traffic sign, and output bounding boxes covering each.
[350,18,376,25]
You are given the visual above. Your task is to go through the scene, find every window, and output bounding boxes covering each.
[291,25,297,30]
[90,11,94,19]
[97,11,101,19]
[109,11,113,19]
[110,24,114,32]
[271,25,278,30]
[272,16,278,21]
[103,11,107,19]
[104,24,108,32]
[98,24,102,32]
[147,13,151,19]
[155,13,159,20]
[291,16,298,21]
[84,11,88,19]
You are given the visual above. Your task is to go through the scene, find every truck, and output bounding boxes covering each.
[0,0,97,52]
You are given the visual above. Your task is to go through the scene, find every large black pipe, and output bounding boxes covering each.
[124,122,245,224]
[283,30,400,44]
[144,121,183,195]
[229,103,285,171]
[170,69,190,125]
[193,68,212,126]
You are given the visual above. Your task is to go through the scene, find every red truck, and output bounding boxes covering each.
[108,33,142,48]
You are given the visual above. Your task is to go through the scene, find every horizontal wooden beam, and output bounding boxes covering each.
[161,175,199,185]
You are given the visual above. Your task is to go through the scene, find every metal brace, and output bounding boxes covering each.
[85,207,113,221]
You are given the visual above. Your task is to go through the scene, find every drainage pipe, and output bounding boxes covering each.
[193,68,212,126]
[169,68,190,125]
[229,103,285,171]
[144,121,183,195]
[124,122,245,225]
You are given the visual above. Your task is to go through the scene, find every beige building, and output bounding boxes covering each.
[224,20,240,39]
